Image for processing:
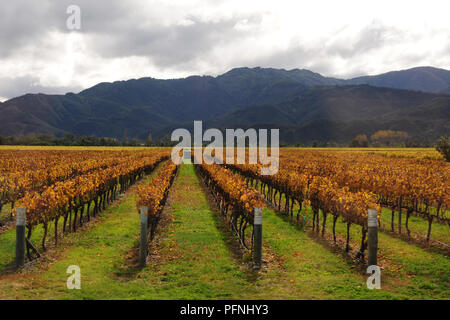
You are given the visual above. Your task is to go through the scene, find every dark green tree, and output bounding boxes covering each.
[436,136,450,162]
[349,134,369,147]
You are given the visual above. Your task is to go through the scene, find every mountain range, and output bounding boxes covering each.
[0,66,449,143]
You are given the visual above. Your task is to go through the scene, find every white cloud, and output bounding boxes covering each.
[0,0,449,99]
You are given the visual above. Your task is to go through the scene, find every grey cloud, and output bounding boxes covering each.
[0,1,258,70]
[0,0,132,57]
[0,76,82,101]
[225,21,401,76]
[0,1,53,57]
[442,41,450,55]
[0,1,401,78]
[87,17,247,68]
[224,22,400,77]
[0,1,259,98]
[326,22,401,58]
[47,0,132,33]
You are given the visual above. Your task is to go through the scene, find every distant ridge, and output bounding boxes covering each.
[348,66,450,93]
[0,66,449,143]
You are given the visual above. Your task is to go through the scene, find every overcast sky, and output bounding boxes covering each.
[1,0,449,101]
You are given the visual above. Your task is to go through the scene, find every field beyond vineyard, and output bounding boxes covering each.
[0,147,448,300]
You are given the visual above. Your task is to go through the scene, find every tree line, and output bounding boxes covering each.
[0,132,448,162]
[0,133,175,147]
[348,130,432,148]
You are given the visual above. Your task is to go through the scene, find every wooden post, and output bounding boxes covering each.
[16,207,26,269]
[367,209,378,266]
[139,207,148,268]
[253,208,263,269]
